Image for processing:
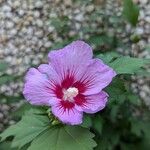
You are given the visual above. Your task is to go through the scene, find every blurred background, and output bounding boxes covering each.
[0,0,150,149]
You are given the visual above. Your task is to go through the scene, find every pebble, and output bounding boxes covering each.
[36,19,44,27]
[2,5,11,12]
[145,16,150,23]
[135,27,144,35]
[0,0,150,131]
[35,1,44,8]
[18,10,25,16]
[5,21,14,29]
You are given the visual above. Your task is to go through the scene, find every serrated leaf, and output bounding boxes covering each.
[109,56,150,74]
[28,126,97,150]
[122,0,139,26]
[0,107,50,149]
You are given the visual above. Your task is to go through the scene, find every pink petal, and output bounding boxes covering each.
[23,68,59,106]
[82,91,108,114]
[80,59,116,95]
[51,101,83,125]
[48,40,93,81]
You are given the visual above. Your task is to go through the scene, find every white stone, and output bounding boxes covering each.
[35,1,43,8]
[13,16,20,23]
[5,12,13,18]
[86,5,94,12]
[140,91,146,98]
[22,3,28,10]
[10,29,17,36]
[18,10,25,16]
[2,5,11,12]
[6,21,14,29]
[13,1,20,8]
[26,27,34,36]
[64,0,72,6]
[135,27,144,35]
[25,47,32,53]
[142,85,150,93]
[145,16,150,23]
[48,26,54,32]
[35,30,44,38]
[36,19,43,27]
[45,41,52,48]
[33,11,40,18]
[139,10,145,19]
[75,14,84,22]
[139,0,148,4]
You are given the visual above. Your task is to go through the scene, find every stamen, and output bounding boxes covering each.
[63,87,78,102]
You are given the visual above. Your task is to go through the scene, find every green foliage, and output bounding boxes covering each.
[0,141,16,150]
[93,77,150,150]
[0,107,50,149]
[1,1,150,149]
[96,52,120,64]
[0,107,96,150]
[0,75,16,85]
[97,52,150,75]
[81,114,92,128]
[109,56,150,74]
[122,0,139,26]
[0,61,8,72]
[28,126,96,150]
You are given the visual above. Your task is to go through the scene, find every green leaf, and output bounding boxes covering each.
[122,0,139,26]
[88,35,114,47]
[81,114,92,128]
[127,93,141,106]
[0,107,50,149]
[135,69,150,77]
[110,105,120,122]
[28,126,97,150]
[12,103,32,118]
[109,56,150,74]
[131,119,143,137]
[0,61,8,72]
[92,116,103,134]
[0,75,15,85]
[95,125,120,150]
[0,141,16,150]
[106,78,127,105]
[96,52,120,64]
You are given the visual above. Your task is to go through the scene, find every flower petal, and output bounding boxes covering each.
[48,40,93,81]
[81,91,108,114]
[51,101,83,125]
[23,68,58,106]
[38,64,61,85]
[80,59,116,95]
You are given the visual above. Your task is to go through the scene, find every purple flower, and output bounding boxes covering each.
[23,41,116,125]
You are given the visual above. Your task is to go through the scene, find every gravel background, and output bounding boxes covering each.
[0,0,150,131]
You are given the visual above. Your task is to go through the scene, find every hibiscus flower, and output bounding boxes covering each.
[23,41,116,125]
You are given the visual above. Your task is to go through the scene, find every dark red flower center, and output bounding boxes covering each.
[54,75,87,109]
